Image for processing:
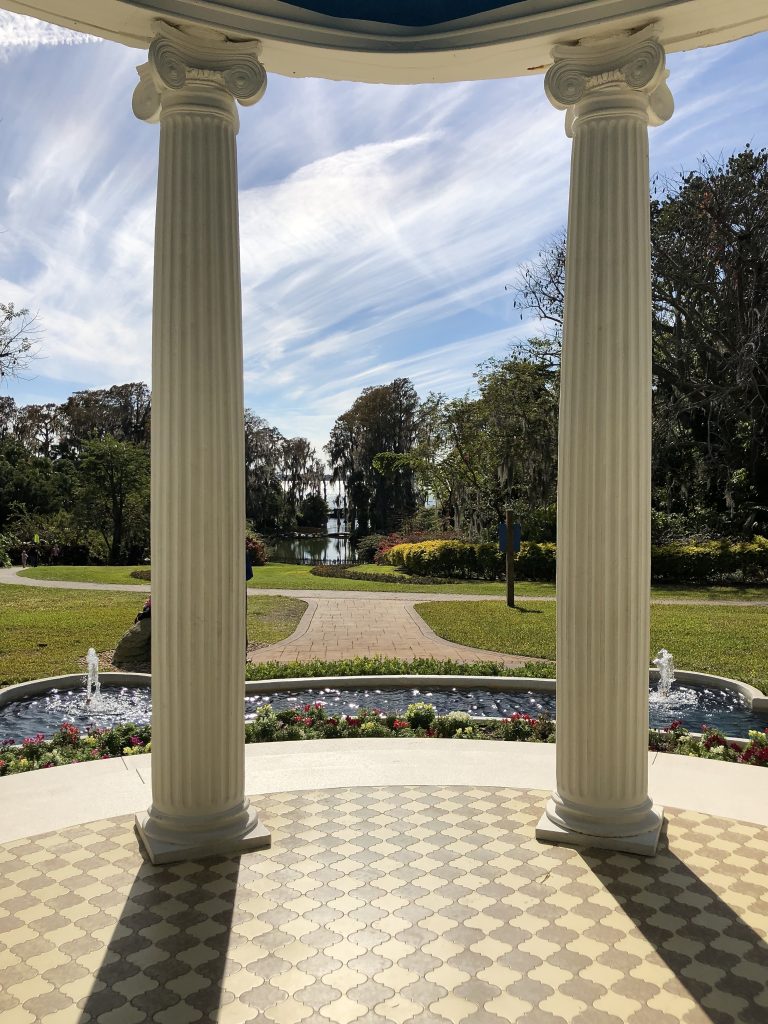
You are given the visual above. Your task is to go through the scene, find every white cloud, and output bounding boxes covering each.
[0,12,98,57]
[0,29,766,463]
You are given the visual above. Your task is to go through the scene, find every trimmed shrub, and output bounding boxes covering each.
[310,565,454,586]
[405,702,437,729]
[515,542,557,582]
[373,530,463,565]
[401,540,504,580]
[382,539,557,581]
[434,711,473,737]
[379,536,768,584]
[246,535,269,567]
[355,534,389,563]
[650,537,768,583]
[359,721,391,737]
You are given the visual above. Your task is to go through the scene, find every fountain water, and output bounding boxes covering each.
[653,649,676,699]
[85,648,102,705]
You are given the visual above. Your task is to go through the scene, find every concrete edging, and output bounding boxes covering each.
[0,673,151,705]
[2,669,765,712]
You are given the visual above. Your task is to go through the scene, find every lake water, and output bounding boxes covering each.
[269,517,356,563]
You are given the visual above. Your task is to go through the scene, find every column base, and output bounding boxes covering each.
[535,806,664,856]
[135,804,271,865]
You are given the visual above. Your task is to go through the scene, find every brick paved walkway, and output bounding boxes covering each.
[248,598,539,668]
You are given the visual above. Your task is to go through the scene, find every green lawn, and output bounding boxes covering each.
[19,563,551,596]
[0,585,305,687]
[415,600,768,693]
[247,595,306,646]
[16,563,768,601]
[20,565,150,586]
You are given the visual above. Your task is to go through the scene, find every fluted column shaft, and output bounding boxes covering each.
[536,32,673,854]
[132,24,269,863]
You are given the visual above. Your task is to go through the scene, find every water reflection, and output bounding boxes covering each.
[268,516,356,563]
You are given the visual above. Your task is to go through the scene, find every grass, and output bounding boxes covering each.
[415,600,768,694]
[19,562,550,596]
[0,585,305,687]
[17,563,768,601]
[20,565,150,586]
[247,595,306,646]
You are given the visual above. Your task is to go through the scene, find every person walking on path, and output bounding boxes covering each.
[20,548,28,569]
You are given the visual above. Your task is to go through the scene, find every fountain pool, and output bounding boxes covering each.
[1,673,766,741]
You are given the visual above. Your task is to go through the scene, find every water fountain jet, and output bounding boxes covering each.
[653,649,676,699]
[85,648,103,706]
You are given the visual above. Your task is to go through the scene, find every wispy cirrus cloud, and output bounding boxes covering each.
[0,15,766,458]
[0,11,98,57]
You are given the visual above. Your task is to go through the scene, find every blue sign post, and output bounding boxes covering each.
[498,521,521,555]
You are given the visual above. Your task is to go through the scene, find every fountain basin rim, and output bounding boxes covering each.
[0,669,764,713]
[0,672,151,707]
[244,671,768,713]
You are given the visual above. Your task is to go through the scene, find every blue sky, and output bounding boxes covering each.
[1,12,767,456]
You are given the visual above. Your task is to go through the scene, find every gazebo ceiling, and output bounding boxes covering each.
[276,3,532,27]
[2,0,767,81]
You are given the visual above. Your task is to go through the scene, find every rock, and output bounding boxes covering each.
[113,616,151,670]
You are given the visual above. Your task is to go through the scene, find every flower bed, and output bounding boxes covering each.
[2,706,766,775]
[0,721,151,774]
[310,565,455,586]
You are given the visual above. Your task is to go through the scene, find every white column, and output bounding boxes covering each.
[132,23,270,864]
[535,31,673,855]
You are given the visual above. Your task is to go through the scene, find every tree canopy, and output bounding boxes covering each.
[514,146,768,537]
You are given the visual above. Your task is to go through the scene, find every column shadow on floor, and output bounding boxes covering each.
[78,846,241,1023]
[584,824,768,1024]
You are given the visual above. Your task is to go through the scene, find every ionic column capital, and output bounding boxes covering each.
[545,29,673,136]
[132,21,267,126]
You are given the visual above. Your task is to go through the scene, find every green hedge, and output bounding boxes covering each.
[385,539,556,581]
[651,538,768,583]
[386,540,503,579]
[383,537,768,584]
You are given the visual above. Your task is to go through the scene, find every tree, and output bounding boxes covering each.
[513,146,768,535]
[0,303,38,380]
[415,354,558,538]
[326,378,420,534]
[244,412,286,531]
[650,148,768,531]
[0,437,63,527]
[75,437,150,563]
[298,494,328,528]
[57,383,151,455]
[13,403,60,458]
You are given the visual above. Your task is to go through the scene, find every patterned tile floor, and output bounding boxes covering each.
[1,787,767,1024]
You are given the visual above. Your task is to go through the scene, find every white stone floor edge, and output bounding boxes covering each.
[2,739,766,846]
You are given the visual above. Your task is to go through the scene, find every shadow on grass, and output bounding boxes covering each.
[583,822,768,1023]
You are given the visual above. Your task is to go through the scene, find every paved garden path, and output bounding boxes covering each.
[246,595,539,668]
[0,567,540,667]
[1,566,765,668]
